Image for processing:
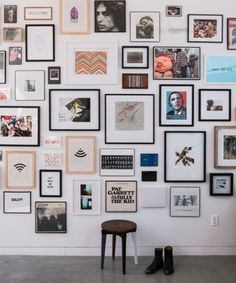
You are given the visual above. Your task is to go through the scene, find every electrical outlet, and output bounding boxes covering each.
[211,214,219,226]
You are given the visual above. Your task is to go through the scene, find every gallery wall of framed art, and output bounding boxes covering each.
[0,0,236,257]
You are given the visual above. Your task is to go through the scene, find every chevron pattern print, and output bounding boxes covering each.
[75,51,107,75]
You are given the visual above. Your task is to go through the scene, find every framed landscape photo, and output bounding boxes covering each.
[122,46,149,69]
[49,89,100,131]
[60,0,89,34]
[187,14,223,43]
[15,70,45,101]
[227,18,236,50]
[35,201,67,233]
[100,148,135,176]
[159,84,194,126]
[164,131,206,182]
[3,191,31,214]
[67,42,118,84]
[105,180,137,212]
[210,173,233,196]
[214,126,236,168]
[24,7,53,20]
[48,67,61,84]
[65,136,96,174]
[94,0,126,32]
[130,11,160,42]
[4,5,17,23]
[5,151,36,189]
[170,186,200,217]
[0,51,6,84]
[40,170,62,197]
[73,180,101,215]
[122,74,148,89]
[153,47,201,80]
[199,89,231,121]
[25,24,55,62]
[166,5,182,17]
[3,28,23,42]
[105,94,155,144]
[0,106,40,146]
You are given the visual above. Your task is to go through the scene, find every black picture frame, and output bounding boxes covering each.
[25,24,55,62]
[199,89,231,121]
[0,51,7,84]
[122,46,149,69]
[227,18,236,50]
[209,173,233,196]
[3,191,31,214]
[40,170,62,197]
[48,66,61,84]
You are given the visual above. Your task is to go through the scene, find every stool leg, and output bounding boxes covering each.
[101,230,106,270]
[121,233,127,274]
[112,234,116,260]
[131,232,138,265]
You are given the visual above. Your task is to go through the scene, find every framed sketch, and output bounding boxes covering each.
[0,106,40,146]
[4,5,17,23]
[122,46,149,69]
[227,18,236,50]
[73,180,101,215]
[24,7,53,20]
[159,84,194,126]
[40,170,62,197]
[48,67,61,84]
[3,191,31,214]
[65,136,96,174]
[0,88,10,101]
[95,0,126,32]
[5,151,36,189]
[43,152,63,167]
[100,148,135,176]
[105,94,155,144]
[60,0,89,34]
[164,131,206,182]
[205,56,236,84]
[15,70,45,101]
[35,201,67,233]
[3,28,23,42]
[214,126,236,168]
[170,186,200,217]
[122,74,148,89]
[0,51,6,84]
[9,47,22,65]
[67,42,118,84]
[187,14,223,43]
[25,25,55,62]
[49,89,100,131]
[153,46,201,80]
[105,180,137,212]
[130,11,160,42]
[210,173,233,196]
[199,89,231,121]
[166,5,182,17]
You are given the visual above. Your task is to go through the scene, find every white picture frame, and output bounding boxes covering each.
[3,191,31,214]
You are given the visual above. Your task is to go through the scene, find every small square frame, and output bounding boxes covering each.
[122,46,149,69]
[166,5,182,17]
[48,67,61,84]
[40,170,62,197]
[209,173,233,196]
[3,191,31,214]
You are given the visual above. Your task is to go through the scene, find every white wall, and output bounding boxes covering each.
[0,0,236,256]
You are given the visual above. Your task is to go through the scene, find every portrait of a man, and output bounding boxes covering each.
[166,91,187,120]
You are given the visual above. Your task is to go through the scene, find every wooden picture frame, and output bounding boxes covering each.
[3,28,23,42]
[24,7,53,20]
[40,170,62,197]
[209,173,233,196]
[122,73,148,89]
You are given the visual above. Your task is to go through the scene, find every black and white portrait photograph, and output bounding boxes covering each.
[4,5,17,23]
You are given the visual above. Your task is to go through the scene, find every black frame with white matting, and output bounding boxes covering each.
[3,191,31,214]
[40,170,62,197]
[48,66,61,84]
[209,173,233,196]
[122,46,149,69]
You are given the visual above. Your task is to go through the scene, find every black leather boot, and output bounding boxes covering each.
[163,246,174,275]
[145,248,163,274]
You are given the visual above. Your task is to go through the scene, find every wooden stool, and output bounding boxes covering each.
[101,219,138,274]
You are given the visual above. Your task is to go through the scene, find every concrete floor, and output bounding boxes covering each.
[0,256,236,283]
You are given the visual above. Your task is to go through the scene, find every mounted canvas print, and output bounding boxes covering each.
[3,191,31,214]
[65,136,96,174]
[67,42,118,84]
[170,186,200,217]
[122,46,149,69]
[35,201,67,233]
[105,181,137,212]
[210,173,233,196]
[0,106,40,146]
[48,67,61,84]
[40,170,62,197]
[122,74,148,89]
[95,0,126,32]
[130,11,160,42]
[105,94,155,144]
[166,5,182,17]
[15,70,45,101]
[60,0,89,34]
[159,84,194,126]
[153,47,201,80]
[73,180,101,215]
[187,14,223,43]
[3,28,23,42]
[0,51,6,84]
[199,89,231,121]
[164,131,206,182]
[100,148,135,176]
[4,5,17,23]
[5,151,36,189]
[49,89,100,131]
[24,7,53,20]
[227,18,236,50]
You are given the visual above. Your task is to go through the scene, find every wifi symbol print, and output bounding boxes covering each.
[74,148,87,158]
[14,163,26,172]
